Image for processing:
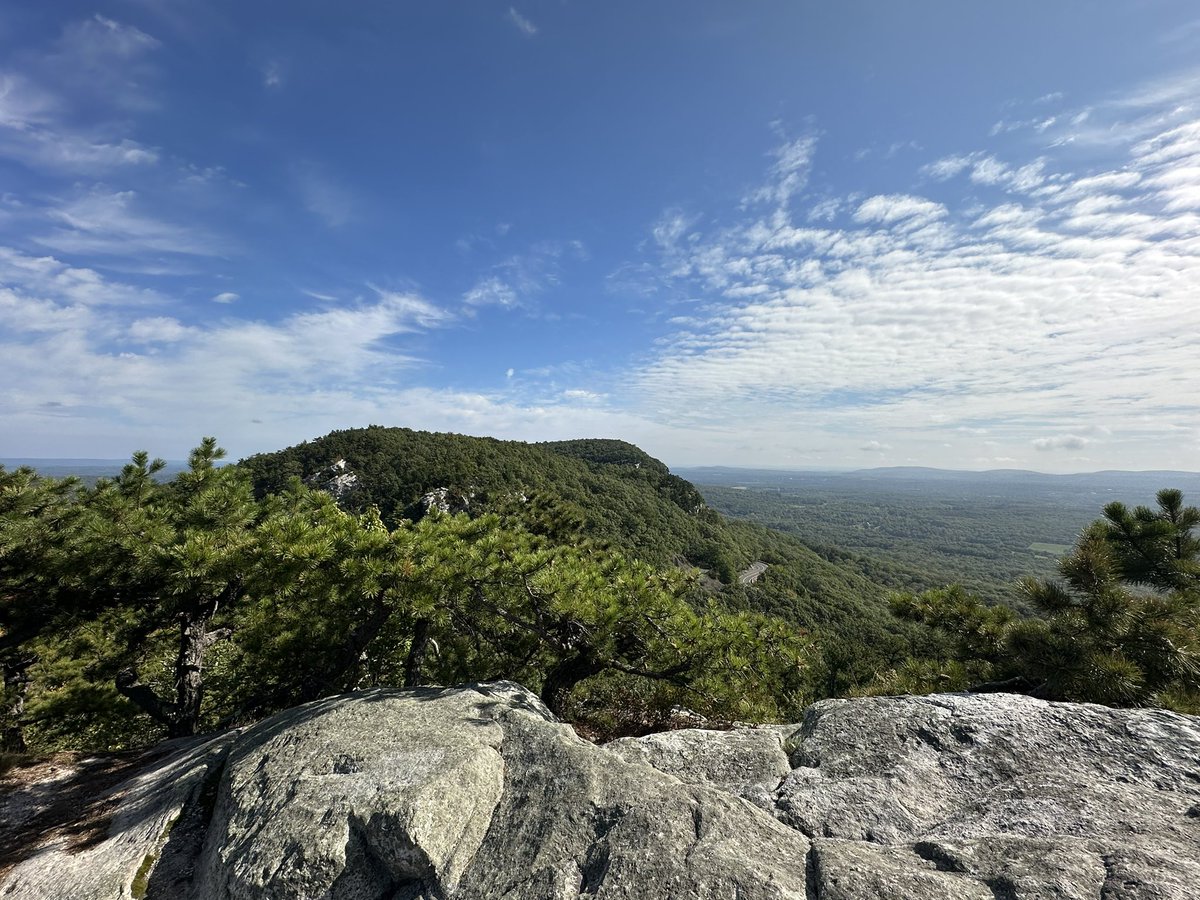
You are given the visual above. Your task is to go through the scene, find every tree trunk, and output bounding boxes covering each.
[171,602,217,738]
[116,667,174,729]
[403,618,432,688]
[540,651,605,717]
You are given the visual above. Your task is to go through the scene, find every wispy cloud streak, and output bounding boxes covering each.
[630,86,1200,469]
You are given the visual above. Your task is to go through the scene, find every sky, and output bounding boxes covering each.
[3,1,1200,472]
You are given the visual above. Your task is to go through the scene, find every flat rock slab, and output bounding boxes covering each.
[621,692,1200,899]
[2,686,1198,899]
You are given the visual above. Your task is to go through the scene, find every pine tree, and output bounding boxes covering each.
[886,490,1200,710]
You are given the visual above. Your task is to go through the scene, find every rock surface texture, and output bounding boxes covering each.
[2,686,1198,899]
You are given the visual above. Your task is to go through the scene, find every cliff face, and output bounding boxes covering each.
[2,684,1198,899]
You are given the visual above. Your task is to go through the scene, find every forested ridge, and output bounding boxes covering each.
[238,427,929,648]
[2,427,1198,756]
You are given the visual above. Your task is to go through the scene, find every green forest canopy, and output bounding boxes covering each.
[2,428,1197,753]
[0,439,810,751]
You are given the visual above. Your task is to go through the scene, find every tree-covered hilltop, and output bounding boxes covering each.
[238,427,712,565]
[0,441,811,752]
[237,427,938,675]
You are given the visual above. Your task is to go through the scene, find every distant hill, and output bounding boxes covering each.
[0,459,189,483]
[681,465,1200,495]
[238,427,710,565]
[237,427,926,665]
[849,466,1200,491]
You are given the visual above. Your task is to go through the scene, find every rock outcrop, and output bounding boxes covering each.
[616,692,1200,899]
[2,685,1198,899]
[418,486,474,516]
[304,458,362,502]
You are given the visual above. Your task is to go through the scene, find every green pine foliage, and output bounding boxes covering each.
[1,439,816,751]
[876,490,1200,711]
[11,428,1190,754]
[236,426,933,678]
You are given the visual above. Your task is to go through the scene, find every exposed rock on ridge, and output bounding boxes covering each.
[2,685,1197,899]
[616,692,1200,899]
[304,458,361,502]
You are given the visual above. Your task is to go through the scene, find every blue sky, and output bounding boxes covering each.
[3,1,1200,471]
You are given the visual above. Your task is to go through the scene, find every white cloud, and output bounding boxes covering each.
[0,68,160,174]
[0,129,158,173]
[746,135,817,207]
[0,247,160,305]
[263,61,284,89]
[0,264,480,455]
[464,275,518,308]
[302,289,338,302]
[807,198,841,222]
[854,194,946,226]
[462,240,586,311]
[625,112,1200,470]
[212,292,239,304]
[0,73,58,127]
[652,209,699,254]
[1033,435,1089,452]
[61,15,161,60]
[129,315,188,342]
[923,154,973,180]
[970,156,1010,186]
[35,188,224,257]
[925,152,1048,194]
[508,8,538,36]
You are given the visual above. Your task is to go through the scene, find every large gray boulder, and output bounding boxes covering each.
[623,692,1200,899]
[2,683,808,900]
[2,686,1197,899]
[191,683,808,900]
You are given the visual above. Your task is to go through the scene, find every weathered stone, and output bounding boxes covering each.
[449,704,809,900]
[606,724,792,793]
[0,732,236,900]
[304,458,362,502]
[3,687,1198,899]
[192,686,512,899]
[809,839,994,900]
[772,694,1200,850]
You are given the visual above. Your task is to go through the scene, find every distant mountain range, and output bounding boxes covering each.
[676,465,1200,498]
[0,458,190,481]
[852,465,1200,483]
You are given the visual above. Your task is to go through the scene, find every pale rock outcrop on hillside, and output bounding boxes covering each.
[2,684,1197,899]
[303,458,361,501]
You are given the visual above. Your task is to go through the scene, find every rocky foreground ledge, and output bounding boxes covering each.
[2,684,1198,899]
